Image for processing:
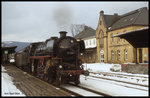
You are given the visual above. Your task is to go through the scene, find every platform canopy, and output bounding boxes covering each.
[2,46,17,54]
[113,27,149,48]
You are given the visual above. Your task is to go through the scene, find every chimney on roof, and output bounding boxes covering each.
[100,10,104,16]
[113,13,118,22]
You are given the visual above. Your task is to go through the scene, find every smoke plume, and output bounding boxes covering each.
[53,3,72,31]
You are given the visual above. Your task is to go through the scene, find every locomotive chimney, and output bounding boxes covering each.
[59,31,67,38]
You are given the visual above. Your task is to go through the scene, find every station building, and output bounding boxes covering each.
[96,7,149,64]
[74,25,97,63]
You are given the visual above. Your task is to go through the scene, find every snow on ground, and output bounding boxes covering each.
[82,63,148,77]
[1,63,148,96]
[1,66,25,96]
[83,63,121,73]
[82,63,148,85]
[79,63,149,96]
[80,75,148,96]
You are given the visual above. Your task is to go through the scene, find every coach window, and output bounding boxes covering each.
[47,40,54,48]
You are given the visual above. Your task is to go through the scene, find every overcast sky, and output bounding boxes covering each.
[2,1,148,42]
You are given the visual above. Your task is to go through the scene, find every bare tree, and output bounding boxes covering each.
[70,24,85,37]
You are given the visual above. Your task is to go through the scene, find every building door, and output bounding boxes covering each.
[139,48,142,63]
[100,50,104,62]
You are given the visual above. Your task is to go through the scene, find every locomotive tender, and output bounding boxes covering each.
[15,31,89,86]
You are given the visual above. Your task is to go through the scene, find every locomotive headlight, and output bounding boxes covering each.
[70,40,74,43]
[80,65,84,70]
[59,65,62,69]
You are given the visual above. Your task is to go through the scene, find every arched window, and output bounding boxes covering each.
[100,21,102,25]
[117,50,120,61]
[100,50,104,62]
[99,30,104,38]
[99,30,104,48]
[124,49,128,60]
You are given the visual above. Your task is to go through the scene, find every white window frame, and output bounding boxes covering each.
[111,50,114,61]
[100,50,104,62]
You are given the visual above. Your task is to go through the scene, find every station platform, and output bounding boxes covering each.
[2,64,72,96]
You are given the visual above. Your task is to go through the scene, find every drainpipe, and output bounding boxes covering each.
[107,32,108,63]
[135,48,138,64]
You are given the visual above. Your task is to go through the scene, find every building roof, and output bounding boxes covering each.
[2,46,17,54]
[113,27,148,48]
[103,15,121,28]
[74,26,96,39]
[100,7,148,32]
[107,7,148,31]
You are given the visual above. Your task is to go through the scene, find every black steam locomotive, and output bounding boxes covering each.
[15,31,89,86]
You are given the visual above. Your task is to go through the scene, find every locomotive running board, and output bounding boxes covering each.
[29,56,52,59]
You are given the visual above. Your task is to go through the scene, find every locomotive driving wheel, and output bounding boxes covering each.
[75,75,80,86]
[36,61,44,80]
[44,59,55,83]
[43,73,49,82]
[56,72,62,86]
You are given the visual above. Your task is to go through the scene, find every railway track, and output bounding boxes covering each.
[60,83,111,96]
[91,72,148,79]
[3,65,110,96]
[30,73,106,96]
[87,75,148,91]
[3,64,148,96]
[36,76,110,96]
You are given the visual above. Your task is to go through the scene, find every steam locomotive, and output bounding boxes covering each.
[15,31,89,86]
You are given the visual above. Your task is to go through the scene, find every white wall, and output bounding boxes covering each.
[84,37,96,49]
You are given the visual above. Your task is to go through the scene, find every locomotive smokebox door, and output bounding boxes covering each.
[78,40,85,53]
[59,31,67,38]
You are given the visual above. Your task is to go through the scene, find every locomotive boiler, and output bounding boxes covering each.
[15,31,89,86]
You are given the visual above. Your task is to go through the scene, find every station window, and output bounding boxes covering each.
[93,39,96,46]
[117,32,120,43]
[90,40,91,46]
[100,31,104,38]
[86,41,88,46]
[111,50,114,61]
[124,49,128,60]
[117,50,120,61]
[111,34,113,44]
[100,54,104,62]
